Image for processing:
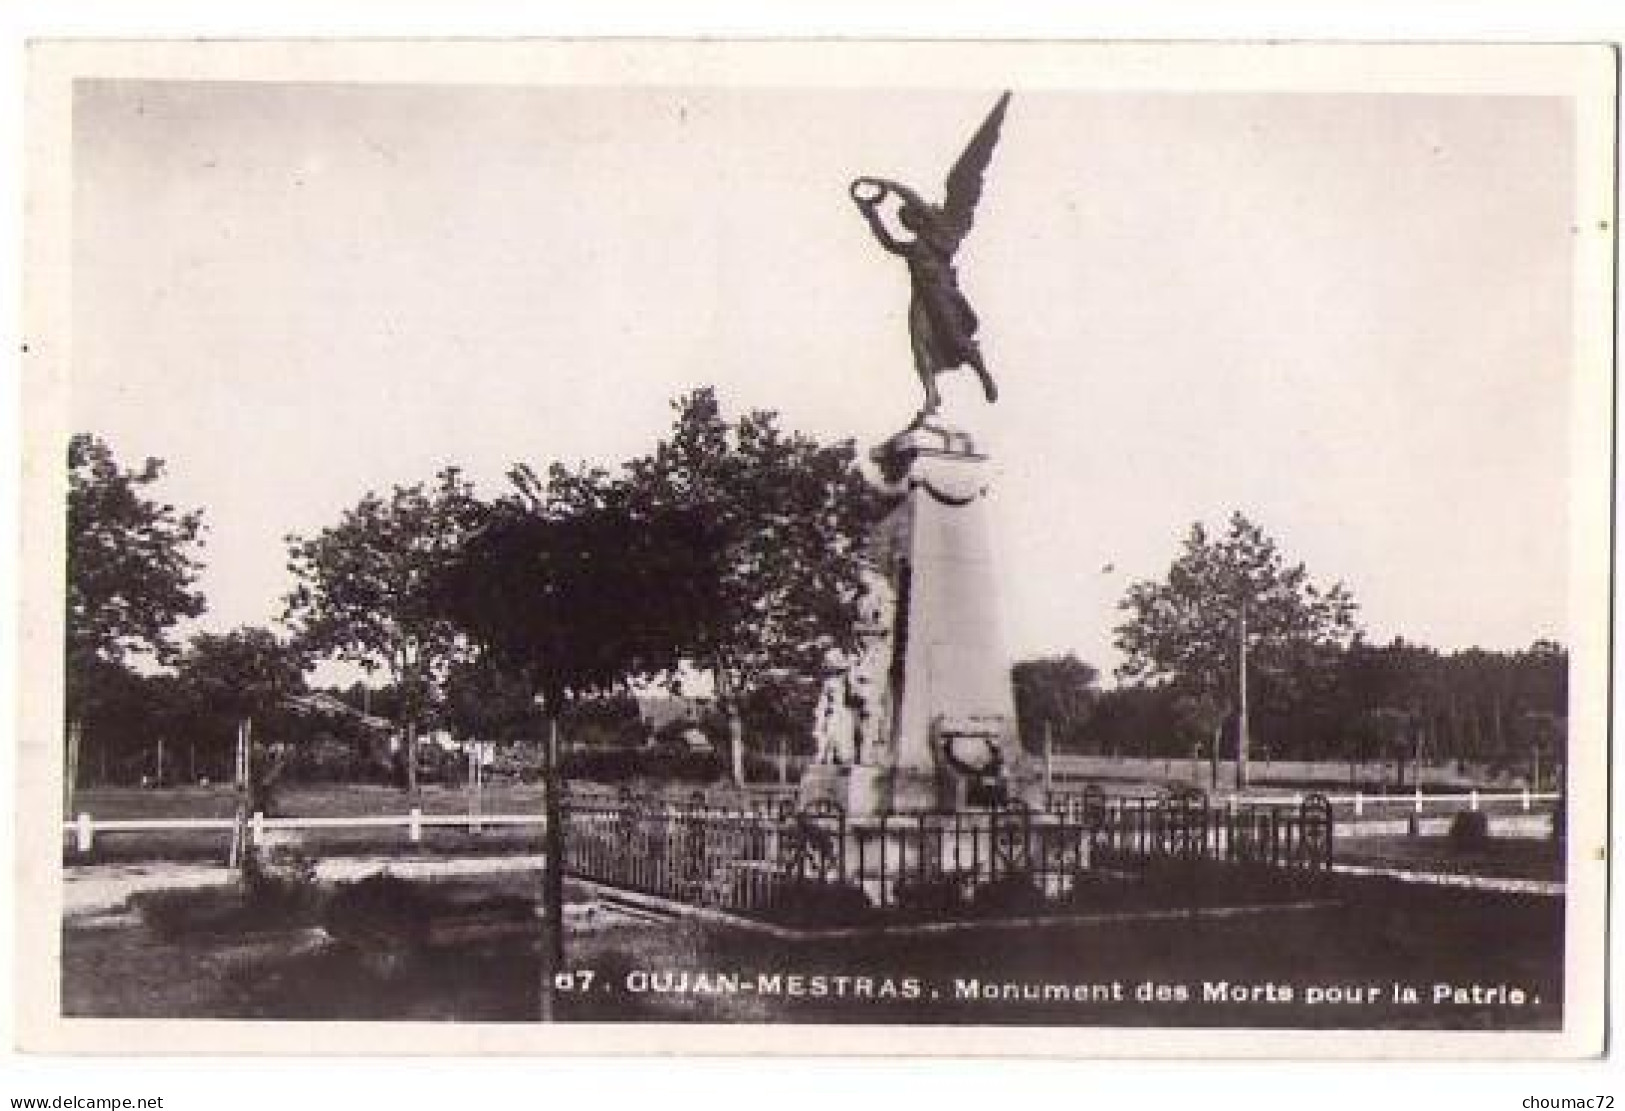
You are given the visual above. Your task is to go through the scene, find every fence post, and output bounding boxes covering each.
[251,811,265,847]
[409,806,423,844]
[76,813,93,854]
[1353,791,1364,818]
[1522,787,1531,812]
[1469,789,1479,812]
[1413,787,1423,815]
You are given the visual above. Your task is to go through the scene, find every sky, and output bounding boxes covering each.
[70,79,1578,682]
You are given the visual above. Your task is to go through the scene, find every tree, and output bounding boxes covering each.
[1114,512,1359,786]
[178,626,309,722]
[441,654,547,747]
[1010,654,1099,753]
[432,475,720,1019]
[176,626,310,813]
[624,388,883,783]
[66,434,208,798]
[282,468,479,794]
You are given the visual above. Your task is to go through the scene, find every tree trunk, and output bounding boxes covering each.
[727,707,745,787]
[230,717,251,871]
[539,710,565,1021]
[65,719,82,814]
[1235,603,1250,790]
[714,668,746,787]
[1042,722,1054,798]
[405,719,419,797]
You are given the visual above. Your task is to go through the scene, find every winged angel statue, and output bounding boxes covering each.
[851,91,1011,417]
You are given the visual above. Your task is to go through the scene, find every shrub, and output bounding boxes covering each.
[134,871,319,938]
[323,874,433,952]
[286,733,363,784]
[761,879,873,928]
[559,747,724,784]
[1448,810,1491,847]
[968,873,1048,917]
[243,843,320,916]
[892,873,970,918]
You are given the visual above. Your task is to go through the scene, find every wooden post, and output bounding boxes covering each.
[155,735,165,787]
[405,719,419,798]
[229,717,250,870]
[75,813,93,854]
[409,807,423,843]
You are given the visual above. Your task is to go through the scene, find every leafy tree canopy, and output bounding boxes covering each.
[283,467,480,718]
[1114,511,1360,708]
[1011,654,1099,749]
[623,387,884,709]
[177,625,309,722]
[67,433,207,678]
[434,463,724,710]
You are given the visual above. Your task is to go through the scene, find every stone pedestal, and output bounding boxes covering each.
[797,764,850,811]
[801,417,1039,815]
[846,765,893,819]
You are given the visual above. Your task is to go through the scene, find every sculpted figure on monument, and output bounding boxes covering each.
[851,91,1011,417]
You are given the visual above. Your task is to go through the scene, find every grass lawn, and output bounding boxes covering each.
[70,783,546,820]
[1336,835,1563,882]
[64,783,756,863]
[61,869,1562,1030]
[65,786,1562,883]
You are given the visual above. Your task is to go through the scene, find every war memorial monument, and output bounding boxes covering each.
[799,92,1044,820]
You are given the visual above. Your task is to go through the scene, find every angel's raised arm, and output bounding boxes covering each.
[850,177,909,254]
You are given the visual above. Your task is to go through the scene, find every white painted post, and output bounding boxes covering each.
[409,807,423,844]
[1522,787,1531,812]
[1353,791,1364,818]
[76,813,93,853]
[1413,787,1423,815]
[251,811,265,846]
[1469,789,1480,812]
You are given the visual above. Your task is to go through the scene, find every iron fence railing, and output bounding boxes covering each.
[562,790,1334,917]
[61,785,1337,920]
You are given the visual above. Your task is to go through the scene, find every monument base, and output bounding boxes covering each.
[889,767,950,814]
[796,764,850,811]
[846,765,893,819]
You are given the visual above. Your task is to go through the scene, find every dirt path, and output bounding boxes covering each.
[62,855,549,917]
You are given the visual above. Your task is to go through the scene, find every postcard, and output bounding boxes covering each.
[16,39,1614,1056]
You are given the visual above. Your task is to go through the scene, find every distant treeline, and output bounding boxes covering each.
[1016,639,1566,779]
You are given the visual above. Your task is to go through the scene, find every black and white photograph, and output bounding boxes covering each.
[15,40,1613,1056]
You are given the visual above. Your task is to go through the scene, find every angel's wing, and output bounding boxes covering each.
[940,91,1012,245]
